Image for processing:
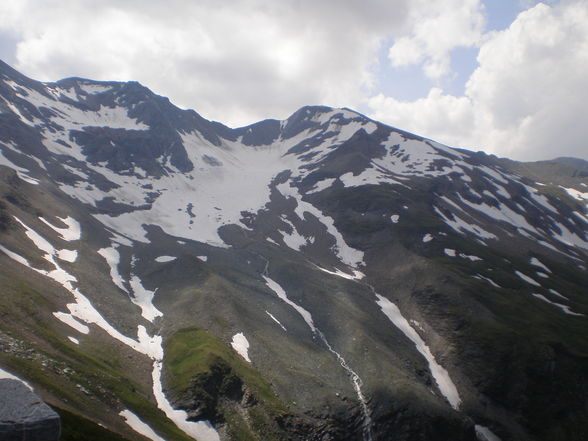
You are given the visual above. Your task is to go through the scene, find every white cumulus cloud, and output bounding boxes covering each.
[0,0,410,127]
[370,1,588,161]
[388,0,486,79]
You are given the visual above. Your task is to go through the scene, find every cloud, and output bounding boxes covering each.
[0,0,412,127]
[1,0,586,162]
[370,1,588,161]
[388,0,486,79]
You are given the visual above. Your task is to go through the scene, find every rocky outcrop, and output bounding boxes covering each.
[0,379,60,441]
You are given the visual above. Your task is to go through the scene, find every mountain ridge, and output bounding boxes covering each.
[0,60,587,441]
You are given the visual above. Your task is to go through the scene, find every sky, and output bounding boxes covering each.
[0,0,586,162]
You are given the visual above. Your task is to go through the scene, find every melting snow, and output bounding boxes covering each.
[152,361,220,441]
[314,264,365,280]
[68,336,80,345]
[263,275,316,332]
[230,333,251,362]
[129,276,163,323]
[120,410,165,441]
[277,182,364,268]
[548,289,568,300]
[57,249,78,262]
[279,218,310,251]
[475,425,502,441]
[0,244,31,266]
[307,178,336,194]
[434,206,496,241]
[155,255,176,263]
[560,186,588,203]
[197,255,208,262]
[265,311,287,331]
[530,257,551,273]
[514,271,541,287]
[98,246,128,293]
[39,216,81,241]
[532,294,584,316]
[375,294,461,409]
[0,150,39,184]
[422,234,434,243]
[0,367,33,390]
[391,214,399,223]
[77,83,115,95]
[472,274,501,288]
[53,312,90,334]
[463,254,481,261]
[444,249,456,257]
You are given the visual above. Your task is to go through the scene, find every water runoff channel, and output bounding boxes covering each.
[260,257,374,441]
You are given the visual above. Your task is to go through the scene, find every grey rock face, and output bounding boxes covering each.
[0,379,60,441]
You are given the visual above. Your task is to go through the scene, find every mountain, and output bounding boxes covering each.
[0,59,587,441]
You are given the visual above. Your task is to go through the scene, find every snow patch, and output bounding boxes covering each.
[279,218,310,251]
[53,312,90,334]
[68,336,80,345]
[0,367,33,390]
[129,276,163,323]
[530,257,551,273]
[231,333,251,363]
[475,425,502,441]
[0,150,39,184]
[0,244,31,266]
[57,249,78,262]
[120,410,165,441]
[314,264,365,280]
[266,311,287,331]
[434,206,496,241]
[39,216,81,241]
[532,294,584,316]
[390,214,399,223]
[375,294,461,409]
[561,186,588,203]
[277,182,364,267]
[548,289,568,300]
[472,274,500,288]
[515,271,541,287]
[98,246,128,293]
[155,255,176,263]
[307,178,336,194]
[422,234,434,243]
[263,275,315,332]
[152,361,220,441]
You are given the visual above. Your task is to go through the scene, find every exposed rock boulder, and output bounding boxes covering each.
[0,379,60,441]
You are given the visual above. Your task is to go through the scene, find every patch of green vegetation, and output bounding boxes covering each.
[165,327,284,413]
[54,406,131,441]
[165,328,289,441]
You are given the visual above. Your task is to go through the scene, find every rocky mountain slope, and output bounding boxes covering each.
[0,59,587,441]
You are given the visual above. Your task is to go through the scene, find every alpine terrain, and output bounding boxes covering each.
[0,59,587,441]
